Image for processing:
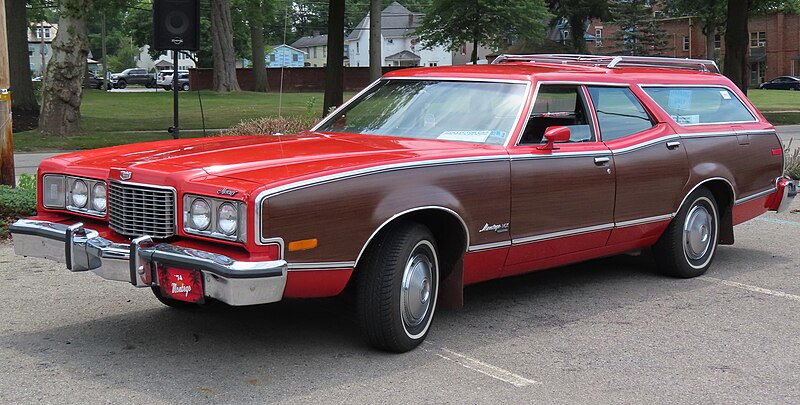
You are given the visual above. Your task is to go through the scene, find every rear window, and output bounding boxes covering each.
[642,86,756,125]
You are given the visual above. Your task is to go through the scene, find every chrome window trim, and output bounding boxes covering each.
[512,223,615,245]
[312,77,532,149]
[510,151,609,160]
[108,180,178,235]
[610,134,682,154]
[287,261,356,271]
[734,187,777,205]
[679,129,776,138]
[638,84,759,125]
[353,206,470,269]
[254,156,505,245]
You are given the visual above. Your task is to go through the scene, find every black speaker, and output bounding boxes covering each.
[153,0,200,51]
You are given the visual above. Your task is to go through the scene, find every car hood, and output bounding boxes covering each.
[42,132,505,195]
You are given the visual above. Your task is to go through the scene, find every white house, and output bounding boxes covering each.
[346,2,452,68]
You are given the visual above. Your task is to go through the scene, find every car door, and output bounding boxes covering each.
[504,84,615,276]
[588,85,690,246]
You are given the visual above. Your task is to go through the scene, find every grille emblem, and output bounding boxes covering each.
[120,171,132,181]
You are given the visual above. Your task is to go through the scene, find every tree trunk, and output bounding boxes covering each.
[210,0,241,92]
[38,0,90,136]
[369,0,382,81]
[569,14,587,54]
[6,0,39,132]
[323,0,345,115]
[724,0,750,94]
[470,3,480,64]
[705,27,716,62]
[250,16,268,92]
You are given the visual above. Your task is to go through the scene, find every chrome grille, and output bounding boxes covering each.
[108,181,176,239]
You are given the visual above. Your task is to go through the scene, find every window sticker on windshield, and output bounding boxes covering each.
[671,114,700,125]
[720,90,732,100]
[438,130,500,142]
[668,89,692,111]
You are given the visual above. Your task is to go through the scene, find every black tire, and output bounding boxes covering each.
[181,82,189,91]
[653,188,719,278]
[356,222,439,352]
[150,286,218,310]
[117,80,127,89]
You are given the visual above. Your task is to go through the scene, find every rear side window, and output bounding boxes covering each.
[642,86,755,125]
[586,87,654,141]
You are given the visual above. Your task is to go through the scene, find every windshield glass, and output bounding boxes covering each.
[317,79,528,145]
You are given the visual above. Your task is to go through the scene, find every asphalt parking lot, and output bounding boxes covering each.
[1,196,799,403]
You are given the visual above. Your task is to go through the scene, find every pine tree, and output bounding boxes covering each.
[609,0,670,56]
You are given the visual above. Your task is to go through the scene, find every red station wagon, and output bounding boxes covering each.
[11,54,796,352]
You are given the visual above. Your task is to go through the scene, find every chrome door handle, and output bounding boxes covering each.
[594,157,611,165]
[666,141,681,149]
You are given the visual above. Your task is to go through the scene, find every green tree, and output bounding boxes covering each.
[548,0,608,53]
[236,0,275,92]
[609,0,670,56]
[417,0,551,64]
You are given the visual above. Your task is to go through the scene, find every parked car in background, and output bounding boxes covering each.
[759,76,800,90]
[110,68,154,89]
[156,70,188,89]
[9,54,796,353]
[159,71,190,91]
[84,72,104,90]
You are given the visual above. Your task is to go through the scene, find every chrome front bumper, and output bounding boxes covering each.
[9,219,287,306]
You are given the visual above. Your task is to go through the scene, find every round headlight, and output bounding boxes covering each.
[189,198,211,230]
[217,203,238,235]
[91,182,107,211]
[70,180,88,208]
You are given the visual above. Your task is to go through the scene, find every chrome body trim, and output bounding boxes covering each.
[467,241,512,253]
[287,261,356,271]
[735,187,777,205]
[108,180,178,239]
[776,179,796,213]
[679,129,776,138]
[610,134,681,154]
[353,206,470,269]
[676,177,736,214]
[9,219,287,306]
[512,223,615,245]
[615,214,674,228]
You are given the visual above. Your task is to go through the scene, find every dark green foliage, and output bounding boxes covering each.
[417,0,551,63]
[0,174,37,238]
[609,0,670,56]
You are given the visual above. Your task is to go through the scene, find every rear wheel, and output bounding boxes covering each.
[356,222,439,352]
[654,188,719,278]
[181,82,189,91]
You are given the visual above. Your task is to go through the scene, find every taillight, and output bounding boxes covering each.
[772,148,783,156]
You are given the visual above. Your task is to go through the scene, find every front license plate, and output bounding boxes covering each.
[158,266,204,303]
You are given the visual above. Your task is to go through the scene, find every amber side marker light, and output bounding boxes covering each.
[288,238,318,251]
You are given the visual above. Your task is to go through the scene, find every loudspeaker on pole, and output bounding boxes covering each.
[153,0,200,51]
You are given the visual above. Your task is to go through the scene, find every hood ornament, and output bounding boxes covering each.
[120,170,132,181]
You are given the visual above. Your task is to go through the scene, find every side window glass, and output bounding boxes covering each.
[642,86,755,125]
[587,87,654,141]
[519,85,594,144]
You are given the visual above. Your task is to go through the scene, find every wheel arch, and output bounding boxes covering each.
[677,177,735,245]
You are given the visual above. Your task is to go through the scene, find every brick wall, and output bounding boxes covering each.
[188,66,408,92]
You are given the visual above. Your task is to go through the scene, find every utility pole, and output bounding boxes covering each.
[0,0,16,186]
[102,13,108,90]
[369,0,382,81]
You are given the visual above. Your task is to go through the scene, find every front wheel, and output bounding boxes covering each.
[117,80,127,89]
[653,188,719,278]
[356,222,439,352]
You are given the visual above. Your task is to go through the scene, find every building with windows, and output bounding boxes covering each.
[292,32,330,67]
[27,22,57,76]
[265,44,306,68]
[346,2,452,68]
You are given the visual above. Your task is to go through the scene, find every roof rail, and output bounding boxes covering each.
[491,53,719,73]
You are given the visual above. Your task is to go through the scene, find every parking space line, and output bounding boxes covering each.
[755,217,800,226]
[429,346,539,387]
[701,276,800,303]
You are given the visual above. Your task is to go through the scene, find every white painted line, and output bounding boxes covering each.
[702,276,800,303]
[434,347,539,387]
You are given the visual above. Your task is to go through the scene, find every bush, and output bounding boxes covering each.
[0,174,37,238]
[785,140,800,180]
[219,116,318,137]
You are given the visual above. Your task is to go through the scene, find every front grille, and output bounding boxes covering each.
[108,181,176,239]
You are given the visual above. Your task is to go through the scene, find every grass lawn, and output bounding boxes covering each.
[11,88,800,152]
[14,90,343,151]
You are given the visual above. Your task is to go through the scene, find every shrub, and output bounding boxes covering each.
[0,174,37,238]
[220,116,318,137]
[785,139,800,180]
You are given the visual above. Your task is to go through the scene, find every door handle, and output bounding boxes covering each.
[594,156,611,165]
[666,141,681,149]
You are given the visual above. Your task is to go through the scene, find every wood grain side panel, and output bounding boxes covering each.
[261,160,511,263]
[682,133,783,201]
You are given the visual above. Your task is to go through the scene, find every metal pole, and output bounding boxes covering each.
[172,50,180,139]
[0,0,15,186]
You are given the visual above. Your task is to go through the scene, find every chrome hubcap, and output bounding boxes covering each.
[401,249,434,329]
[684,205,712,260]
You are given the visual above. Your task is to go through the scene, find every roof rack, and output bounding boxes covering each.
[491,54,719,73]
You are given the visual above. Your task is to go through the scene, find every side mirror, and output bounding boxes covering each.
[537,126,571,150]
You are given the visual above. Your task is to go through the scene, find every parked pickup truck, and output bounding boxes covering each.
[10,54,795,352]
[109,68,154,89]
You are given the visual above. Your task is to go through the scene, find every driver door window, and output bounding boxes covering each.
[519,85,595,144]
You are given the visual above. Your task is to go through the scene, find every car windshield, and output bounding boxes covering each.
[317,79,528,145]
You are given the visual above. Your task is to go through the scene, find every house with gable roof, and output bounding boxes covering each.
[346,1,452,68]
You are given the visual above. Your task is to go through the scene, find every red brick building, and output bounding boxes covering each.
[588,13,800,86]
